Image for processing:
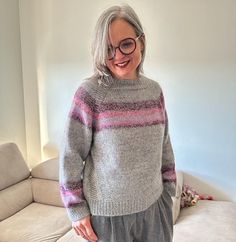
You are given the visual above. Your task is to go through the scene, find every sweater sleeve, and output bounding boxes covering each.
[59,85,94,222]
[160,93,177,197]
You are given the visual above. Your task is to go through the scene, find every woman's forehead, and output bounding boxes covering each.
[108,19,136,45]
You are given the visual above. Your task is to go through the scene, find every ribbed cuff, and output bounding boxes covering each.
[164,182,176,197]
[67,202,90,222]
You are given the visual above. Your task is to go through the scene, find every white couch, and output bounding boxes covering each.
[1,142,236,242]
[0,143,80,242]
[173,171,236,242]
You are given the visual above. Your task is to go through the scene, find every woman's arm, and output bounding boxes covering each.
[161,94,177,196]
[59,86,94,222]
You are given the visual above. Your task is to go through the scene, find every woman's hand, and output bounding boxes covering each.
[72,215,98,241]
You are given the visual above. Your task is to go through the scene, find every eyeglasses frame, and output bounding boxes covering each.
[107,33,144,60]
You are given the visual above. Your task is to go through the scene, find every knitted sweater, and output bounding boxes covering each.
[59,75,176,222]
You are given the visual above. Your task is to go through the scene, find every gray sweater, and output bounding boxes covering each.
[59,75,176,222]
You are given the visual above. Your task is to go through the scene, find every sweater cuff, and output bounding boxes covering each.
[67,202,91,222]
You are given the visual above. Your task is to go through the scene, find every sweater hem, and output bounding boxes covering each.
[88,185,163,216]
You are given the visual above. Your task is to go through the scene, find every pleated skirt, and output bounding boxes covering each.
[88,189,173,242]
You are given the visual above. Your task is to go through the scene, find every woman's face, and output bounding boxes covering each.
[105,19,143,80]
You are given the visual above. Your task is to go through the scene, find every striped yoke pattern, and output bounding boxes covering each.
[70,86,166,131]
[59,76,176,222]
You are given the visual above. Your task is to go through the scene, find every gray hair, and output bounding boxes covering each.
[89,4,146,83]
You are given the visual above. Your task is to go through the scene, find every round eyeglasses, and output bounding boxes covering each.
[107,34,143,60]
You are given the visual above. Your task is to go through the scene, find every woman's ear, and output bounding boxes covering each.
[140,34,145,51]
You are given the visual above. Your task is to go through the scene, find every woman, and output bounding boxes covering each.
[59,4,176,242]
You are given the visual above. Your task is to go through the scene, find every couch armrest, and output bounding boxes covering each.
[172,171,183,224]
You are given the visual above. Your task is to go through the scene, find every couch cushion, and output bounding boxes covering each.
[0,179,33,221]
[0,202,71,242]
[173,200,236,242]
[57,229,85,242]
[0,143,30,190]
[31,158,59,180]
[31,178,63,207]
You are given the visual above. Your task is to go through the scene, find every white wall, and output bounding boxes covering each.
[4,0,236,200]
[0,0,26,158]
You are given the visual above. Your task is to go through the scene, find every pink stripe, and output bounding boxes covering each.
[94,107,163,120]
[162,163,175,172]
[60,185,85,207]
[163,170,176,179]
[95,110,165,129]
[60,188,83,196]
[70,98,93,127]
[162,168,176,183]
[61,196,85,208]
[74,97,93,116]
[96,119,165,131]
[70,110,93,127]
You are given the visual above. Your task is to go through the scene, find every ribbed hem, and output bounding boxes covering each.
[88,185,163,216]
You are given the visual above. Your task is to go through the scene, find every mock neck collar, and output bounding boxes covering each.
[111,74,145,87]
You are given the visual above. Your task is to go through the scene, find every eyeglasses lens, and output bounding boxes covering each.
[108,38,136,60]
[120,39,135,54]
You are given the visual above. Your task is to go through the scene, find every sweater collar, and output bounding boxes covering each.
[112,75,144,87]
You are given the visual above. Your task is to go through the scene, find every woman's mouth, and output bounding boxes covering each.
[115,60,130,68]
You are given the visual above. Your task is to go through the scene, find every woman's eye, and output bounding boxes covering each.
[121,41,133,49]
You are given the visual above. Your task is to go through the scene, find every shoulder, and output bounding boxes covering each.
[142,75,163,96]
[74,76,109,103]
[78,77,99,94]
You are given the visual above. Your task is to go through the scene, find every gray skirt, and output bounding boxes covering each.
[88,189,173,242]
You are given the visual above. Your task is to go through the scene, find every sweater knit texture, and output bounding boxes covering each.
[59,75,176,222]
